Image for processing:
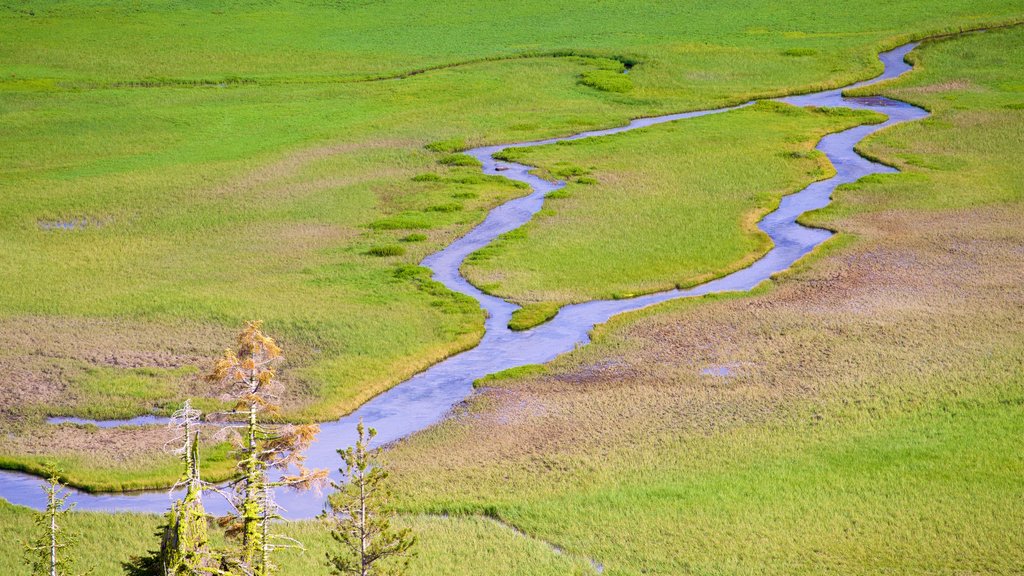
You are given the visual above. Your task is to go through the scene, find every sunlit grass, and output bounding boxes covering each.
[0,1,1020,435]
[0,503,594,576]
[464,103,879,303]
[384,27,1024,575]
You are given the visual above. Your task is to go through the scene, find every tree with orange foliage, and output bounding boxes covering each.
[208,321,328,576]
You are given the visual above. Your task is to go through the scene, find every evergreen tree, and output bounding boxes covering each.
[25,472,82,576]
[124,400,224,576]
[325,420,415,576]
[208,321,327,576]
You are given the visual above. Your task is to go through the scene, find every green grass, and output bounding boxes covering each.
[827,28,1024,213]
[464,102,879,304]
[402,387,1023,575]
[0,503,595,576]
[508,302,561,331]
[1,0,1023,501]
[381,27,1024,575]
[0,440,237,493]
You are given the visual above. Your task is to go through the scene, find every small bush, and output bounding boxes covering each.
[782,48,818,57]
[366,245,405,257]
[400,233,427,243]
[576,176,598,185]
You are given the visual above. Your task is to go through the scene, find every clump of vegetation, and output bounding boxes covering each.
[325,420,416,576]
[782,47,818,57]
[438,154,481,167]
[399,233,427,243]
[783,150,815,159]
[366,245,406,257]
[424,202,462,213]
[410,173,443,182]
[368,214,434,230]
[579,69,633,93]
[755,100,808,116]
[508,302,561,331]
[473,364,547,387]
[424,138,466,154]
[549,163,590,180]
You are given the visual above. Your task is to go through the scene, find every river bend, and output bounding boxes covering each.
[0,43,928,518]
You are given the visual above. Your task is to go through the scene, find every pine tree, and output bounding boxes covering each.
[25,472,81,576]
[208,321,327,576]
[123,400,224,576]
[325,420,415,576]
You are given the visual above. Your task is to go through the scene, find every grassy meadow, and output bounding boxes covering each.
[3,0,1024,489]
[0,2,1023,573]
[0,501,596,576]
[0,24,1020,576]
[382,26,1024,574]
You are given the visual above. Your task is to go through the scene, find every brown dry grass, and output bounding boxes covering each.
[0,317,228,421]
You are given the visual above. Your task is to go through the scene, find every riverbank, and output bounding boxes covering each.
[0,39,926,511]
[386,27,1024,575]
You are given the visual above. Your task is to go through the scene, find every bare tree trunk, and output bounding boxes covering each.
[49,487,57,576]
[360,470,367,576]
[242,400,261,569]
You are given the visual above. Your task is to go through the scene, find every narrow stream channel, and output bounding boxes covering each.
[0,43,928,519]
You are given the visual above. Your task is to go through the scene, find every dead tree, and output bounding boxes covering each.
[208,321,327,576]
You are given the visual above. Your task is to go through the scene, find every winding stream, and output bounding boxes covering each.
[0,43,928,519]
